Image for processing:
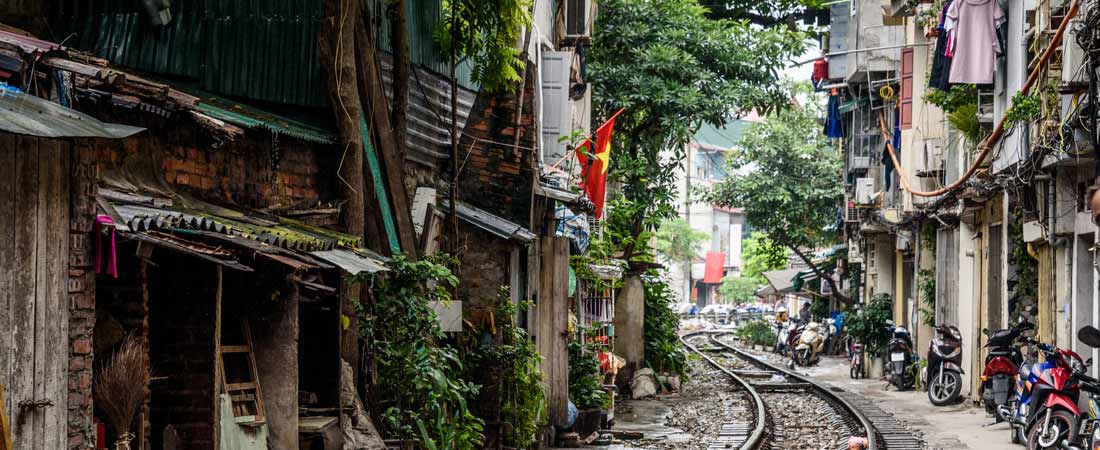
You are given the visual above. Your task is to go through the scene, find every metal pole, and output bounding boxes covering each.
[790,42,935,67]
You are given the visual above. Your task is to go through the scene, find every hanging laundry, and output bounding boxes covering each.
[95,215,118,278]
[824,93,845,138]
[946,0,1005,85]
[928,0,954,90]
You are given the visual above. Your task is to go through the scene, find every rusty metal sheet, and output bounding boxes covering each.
[0,86,144,138]
[309,249,389,275]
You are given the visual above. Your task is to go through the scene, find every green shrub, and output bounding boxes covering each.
[568,339,610,410]
[641,273,689,379]
[736,319,777,347]
[845,294,894,357]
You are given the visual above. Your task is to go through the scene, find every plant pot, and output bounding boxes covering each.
[765,346,774,352]
[753,344,764,351]
[867,356,885,379]
[575,408,602,439]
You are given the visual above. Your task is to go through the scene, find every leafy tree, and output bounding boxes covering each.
[702,0,827,27]
[653,217,709,264]
[718,275,758,303]
[741,232,789,283]
[705,85,848,303]
[588,0,807,260]
[437,0,532,92]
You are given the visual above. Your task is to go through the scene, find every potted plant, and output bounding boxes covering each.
[568,341,610,439]
[845,294,893,379]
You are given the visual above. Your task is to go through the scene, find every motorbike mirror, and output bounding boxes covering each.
[982,328,990,336]
[1078,326,1100,348]
[1089,358,1094,368]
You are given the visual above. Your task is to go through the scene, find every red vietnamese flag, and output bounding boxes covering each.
[575,108,624,219]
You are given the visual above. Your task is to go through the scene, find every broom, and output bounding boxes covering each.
[94,333,148,450]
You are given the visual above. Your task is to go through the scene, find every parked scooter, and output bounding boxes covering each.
[793,322,825,367]
[848,335,865,379]
[1008,335,1089,449]
[1072,326,1100,450]
[774,308,791,355]
[980,319,1031,421]
[784,322,805,358]
[886,325,917,390]
[926,325,964,406]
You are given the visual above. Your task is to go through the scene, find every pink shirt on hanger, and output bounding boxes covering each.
[946,0,1005,84]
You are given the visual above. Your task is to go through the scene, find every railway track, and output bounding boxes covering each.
[681,331,926,450]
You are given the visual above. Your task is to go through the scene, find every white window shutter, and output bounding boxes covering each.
[540,51,572,167]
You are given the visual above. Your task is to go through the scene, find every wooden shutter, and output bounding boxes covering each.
[540,51,572,166]
[900,48,914,129]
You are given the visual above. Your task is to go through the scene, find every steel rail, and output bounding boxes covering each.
[706,331,879,450]
[680,331,768,450]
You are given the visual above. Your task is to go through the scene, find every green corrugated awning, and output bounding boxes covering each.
[838,98,865,114]
[197,102,335,144]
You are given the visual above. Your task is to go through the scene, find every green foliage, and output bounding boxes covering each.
[924,84,978,114]
[589,0,807,240]
[719,276,758,303]
[705,90,842,287]
[585,196,657,263]
[354,254,484,449]
[654,217,709,264]
[918,269,937,327]
[845,294,893,357]
[948,103,982,144]
[1009,212,1038,319]
[701,0,825,22]
[1005,91,1042,126]
[642,273,689,378]
[437,0,532,92]
[568,339,611,410]
[735,319,777,347]
[462,288,545,449]
[811,297,829,319]
[741,232,789,283]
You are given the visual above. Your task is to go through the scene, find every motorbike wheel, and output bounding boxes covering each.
[1026,409,1077,450]
[927,370,962,406]
[850,366,858,379]
[796,348,811,366]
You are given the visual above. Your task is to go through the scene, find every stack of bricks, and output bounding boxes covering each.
[67,143,98,450]
[455,65,538,226]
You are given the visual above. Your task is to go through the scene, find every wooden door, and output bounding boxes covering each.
[0,135,71,450]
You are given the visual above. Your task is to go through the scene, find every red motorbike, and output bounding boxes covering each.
[1019,337,1089,450]
[784,322,805,357]
[979,319,1030,421]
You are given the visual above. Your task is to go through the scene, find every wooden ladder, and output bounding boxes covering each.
[219,321,265,424]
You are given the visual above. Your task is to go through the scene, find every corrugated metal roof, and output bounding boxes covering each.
[693,120,752,151]
[195,98,335,144]
[310,249,389,275]
[0,85,145,138]
[440,200,535,243]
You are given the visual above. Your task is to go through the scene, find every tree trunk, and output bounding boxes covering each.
[389,0,410,161]
[786,244,851,305]
[320,0,366,388]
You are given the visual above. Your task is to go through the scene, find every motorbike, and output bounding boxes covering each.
[980,319,1031,421]
[775,317,791,355]
[784,322,805,358]
[886,325,917,390]
[1075,326,1100,450]
[848,335,865,379]
[1007,335,1088,449]
[926,325,964,406]
[793,322,825,366]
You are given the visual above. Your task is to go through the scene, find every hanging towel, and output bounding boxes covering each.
[946,0,1005,85]
[824,94,845,138]
[95,215,118,278]
[929,1,955,90]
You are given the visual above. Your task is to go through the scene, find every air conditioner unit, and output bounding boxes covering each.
[854,178,875,204]
[563,0,591,45]
[844,198,860,222]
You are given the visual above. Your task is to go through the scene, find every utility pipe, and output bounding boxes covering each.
[879,0,1082,198]
[791,42,935,67]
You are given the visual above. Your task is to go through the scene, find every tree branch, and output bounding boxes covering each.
[785,244,851,305]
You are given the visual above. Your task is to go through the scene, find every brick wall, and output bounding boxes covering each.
[455,223,515,309]
[68,143,97,450]
[95,127,336,212]
[454,66,537,226]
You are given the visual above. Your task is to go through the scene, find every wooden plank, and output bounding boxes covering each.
[242,321,265,422]
[0,384,10,450]
[537,237,570,427]
[0,133,15,435]
[212,266,223,448]
[219,345,251,354]
[224,382,258,391]
[32,136,49,450]
[11,135,38,449]
[42,141,69,450]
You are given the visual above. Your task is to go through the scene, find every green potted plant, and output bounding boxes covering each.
[568,340,610,438]
[845,294,893,378]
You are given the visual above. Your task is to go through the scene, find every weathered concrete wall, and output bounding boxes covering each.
[250,279,299,450]
[456,223,516,309]
[613,276,645,375]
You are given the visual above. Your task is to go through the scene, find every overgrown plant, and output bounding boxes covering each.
[924,84,978,114]
[437,0,532,92]
[355,253,484,450]
[641,273,689,379]
[463,287,546,450]
[1005,91,1042,127]
[845,294,893,356]
[918,269,937,327]
[568,339,611,410]
[736,319,777,347]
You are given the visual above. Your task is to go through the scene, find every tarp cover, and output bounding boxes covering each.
[702,252,726,284]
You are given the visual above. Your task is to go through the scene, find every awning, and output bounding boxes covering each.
[702,252,726,284]
[310,249,389,275]
[98,186,386,274]
[0,86,145,138]
[440,201,535,243]
[762,268,803,293]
